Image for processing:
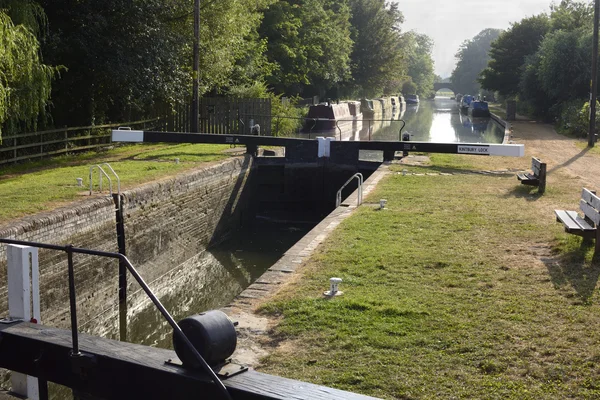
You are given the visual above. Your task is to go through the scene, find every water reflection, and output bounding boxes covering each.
[302,97,504,144]
[84,221,311,350]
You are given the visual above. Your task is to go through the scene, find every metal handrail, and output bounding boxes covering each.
[0,238,232,400]
[336,173,364,208]
[89,163,120,196]
[101,163,121,194]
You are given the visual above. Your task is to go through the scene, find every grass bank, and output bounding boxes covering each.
[257,154,600,399]
[0,143,232,224]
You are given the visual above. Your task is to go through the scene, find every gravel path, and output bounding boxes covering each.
[508,117,600,189]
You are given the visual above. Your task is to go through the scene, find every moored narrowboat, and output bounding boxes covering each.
[468,101,490,118]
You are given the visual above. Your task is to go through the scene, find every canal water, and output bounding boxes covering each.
[302,96,506,145]
[126,220,311,349]
[371,97,505,144]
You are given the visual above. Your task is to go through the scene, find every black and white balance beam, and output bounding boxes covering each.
[111,129,525,157]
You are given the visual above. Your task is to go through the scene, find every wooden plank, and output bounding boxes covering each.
[0,322,379,400]
[517,173,539,186]
[580,200,600,225]
[582,188,600,211]
[555,209,595,232]
[531,157,541,172]
[0,118,159,141]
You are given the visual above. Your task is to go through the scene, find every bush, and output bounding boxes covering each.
[555,99,600,138]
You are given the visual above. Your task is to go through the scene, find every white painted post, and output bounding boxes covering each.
[317,137,326,157]
[7,244,40,400]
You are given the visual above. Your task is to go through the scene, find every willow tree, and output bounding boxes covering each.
[0,1,55,139]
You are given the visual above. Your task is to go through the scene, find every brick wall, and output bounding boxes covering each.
[0,155,254,337]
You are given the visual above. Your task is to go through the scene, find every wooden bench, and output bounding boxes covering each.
[517,157,546,193]
[555,188,600,252]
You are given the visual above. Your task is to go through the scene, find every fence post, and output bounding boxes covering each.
[7,244,41,400]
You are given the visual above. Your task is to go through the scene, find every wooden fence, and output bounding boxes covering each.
[0,97,273,166]
[0,118,161,166]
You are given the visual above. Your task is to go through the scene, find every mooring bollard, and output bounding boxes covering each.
[379,199,387,210]
[324,277,343,297]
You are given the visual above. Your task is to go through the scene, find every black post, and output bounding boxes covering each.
[66,246,79,355]
[191,0,200,133]
[38,379,49,400]
[114,194,127,342]
[590,0,599,147]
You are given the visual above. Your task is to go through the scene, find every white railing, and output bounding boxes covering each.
[89,162,120,196]
[336,173,363,208]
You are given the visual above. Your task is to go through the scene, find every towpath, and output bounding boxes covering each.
[484,115,600,188]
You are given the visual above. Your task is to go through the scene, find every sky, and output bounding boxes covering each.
[395,0,556,78]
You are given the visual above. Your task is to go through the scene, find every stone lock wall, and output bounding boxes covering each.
[0,156,254,337]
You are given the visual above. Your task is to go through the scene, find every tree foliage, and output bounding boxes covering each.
[479,15,550,97]
[40,0,274,126]
[345,0,405,98]
[0,1,55,138]
[0,0,438,134]
[402,31,435,97]
[451,28,501,96]
[549,0,593,31]
[259,0,353,96]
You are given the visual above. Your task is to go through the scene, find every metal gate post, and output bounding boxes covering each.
[7,244,41,400]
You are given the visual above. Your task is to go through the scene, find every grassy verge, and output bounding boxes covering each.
[257,156,600,399]
[489,103,507,120]
[0,143,233,224]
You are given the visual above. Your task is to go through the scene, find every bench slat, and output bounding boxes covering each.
[580,200,600,226]
[517,172,539,185]
[582,188,600,211]
[531,157,542,175]
[555,209,596,232]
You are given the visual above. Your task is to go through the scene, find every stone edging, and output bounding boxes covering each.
[490,112,512,144]
[222,163,391,367]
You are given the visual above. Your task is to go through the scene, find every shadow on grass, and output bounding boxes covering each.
[503,184,543,201]
[544,239,600,303]
[393,164,517,176]
[132,152,226,161]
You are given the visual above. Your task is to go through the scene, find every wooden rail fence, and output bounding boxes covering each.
[0,97,273,166]
[0,118,162,166]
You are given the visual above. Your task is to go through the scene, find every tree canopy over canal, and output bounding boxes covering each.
[0,0,437,140]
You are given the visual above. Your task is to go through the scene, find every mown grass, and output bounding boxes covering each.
[0,143,232,224]
[257,156,600,399]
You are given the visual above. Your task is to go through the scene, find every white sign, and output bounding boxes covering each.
[458,145,489,155]
[112,130,144,142]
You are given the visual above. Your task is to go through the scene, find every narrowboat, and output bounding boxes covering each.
[302,103,353,134]
[460,95,474,112]
[468,101,490,118]
[405,94,419,104]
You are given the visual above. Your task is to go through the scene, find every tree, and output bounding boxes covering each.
[479,15,550,97]
[451,28,502,96]
[40,0,274,126]
[402,31,435,98]
[549,0,594,31]
[0,0,56,138]
[346,0,405,98]
[402,80,417,95]
[259,0,353,97]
